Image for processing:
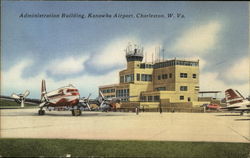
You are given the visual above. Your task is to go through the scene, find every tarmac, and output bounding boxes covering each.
[0,109,249,143]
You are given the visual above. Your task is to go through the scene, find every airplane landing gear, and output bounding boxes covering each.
[72,109,81,116]
[38,109,45,115]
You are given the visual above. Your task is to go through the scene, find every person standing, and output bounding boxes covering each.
[136,106,139,115]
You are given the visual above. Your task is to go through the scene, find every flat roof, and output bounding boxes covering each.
[199,91,222,94]
[99,84,121,89]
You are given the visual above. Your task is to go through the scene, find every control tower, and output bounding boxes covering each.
[125,44,144,62]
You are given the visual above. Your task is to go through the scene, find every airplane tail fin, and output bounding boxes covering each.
[41,79,47,100]
[225,89,244,105]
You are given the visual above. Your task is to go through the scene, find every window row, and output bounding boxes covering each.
[180,73,197,79]
[120,73,152,83]
[158,73,172,80]
[140,95,160,102]
[120,74,134,83]
[140,63,153,69]
[141,74,152,81]
[101,88,115,93]
[154,60,199,69]
[116,89,129,101]
[179,96,191,101]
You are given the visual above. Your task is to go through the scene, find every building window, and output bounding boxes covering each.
[180,73,188,78]
[180,86,188,91]
[116,89,129,102]
[193,74,197,78]
[137,73,140,81]
[142,74,152,81]
[124,74,134,83]
[158,75,161,80]
[154,96,160,102]
[169,73,172,78]
[148,75,152,81]
[140,96,147,102]
[162,74,168,79]
[148,96,153,102]
[188,97,191,102]
[142,74,146,81]
[120,76,124,83]
[102,89,115,93]
[180,96,184,100]
[156,87,166,91]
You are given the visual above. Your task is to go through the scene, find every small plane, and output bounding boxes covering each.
[5,80,91,116]
[220,88,250,115]
[98,91,120,111]
[97,91,136,112]
[201,103,221,111]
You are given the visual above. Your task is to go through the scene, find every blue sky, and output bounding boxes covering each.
[1,1,249,98]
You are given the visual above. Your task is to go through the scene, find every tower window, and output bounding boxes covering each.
[193,74,197,78]
[158,75,161,80]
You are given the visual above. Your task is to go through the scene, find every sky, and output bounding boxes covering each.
[1,1,249,99]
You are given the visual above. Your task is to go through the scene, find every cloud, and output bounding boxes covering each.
[171,21,221,55]
[1,60,46,97]
[200,71,249,98]
[47,55,89,75]
[223,57,249,83]
[1,59,119,98]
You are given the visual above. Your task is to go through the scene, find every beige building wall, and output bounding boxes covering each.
[174,65,199,102]
[153,66,176,91]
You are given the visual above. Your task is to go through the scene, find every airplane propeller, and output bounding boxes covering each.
[99,91,107,108]
[11,90,30,108]
[79,93,92,110]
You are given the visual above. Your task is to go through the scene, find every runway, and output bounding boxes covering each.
[0,109,249,143]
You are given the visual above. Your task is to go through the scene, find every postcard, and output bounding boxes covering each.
[1,1,249,157]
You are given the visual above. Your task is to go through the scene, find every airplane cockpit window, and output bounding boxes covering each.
[67,89,78,93]
[58,89,64,94]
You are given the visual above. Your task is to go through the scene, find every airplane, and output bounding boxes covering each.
[38,79,85,116]
[201,103,221,111]
[220,88,250,115]
[97,91,137,112]
[4,80,91,116]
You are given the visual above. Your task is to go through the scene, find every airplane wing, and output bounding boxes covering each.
[220,106,240,110]
[0,95,41,105]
